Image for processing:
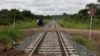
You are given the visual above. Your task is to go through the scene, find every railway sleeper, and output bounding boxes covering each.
[37,52,62,56]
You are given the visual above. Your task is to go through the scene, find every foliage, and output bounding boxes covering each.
[0,28,24,47]
[12,20,37,29]
[72,36,94,50]
[0,9,36,25]
[57,20,89,29]
[92,19,100,29]
[78,9,89,21]
[86,3,97,8]
[98,0,100,2]
[56,3,100,30]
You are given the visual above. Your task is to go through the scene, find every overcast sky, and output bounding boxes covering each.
[0,0,97,15]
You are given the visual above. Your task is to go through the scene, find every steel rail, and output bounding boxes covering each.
[54,20,69,56]
[29,20,70,56]
[28,31,47,56]
[28,21,53,56]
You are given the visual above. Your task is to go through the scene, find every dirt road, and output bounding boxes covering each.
[21,28,100,41]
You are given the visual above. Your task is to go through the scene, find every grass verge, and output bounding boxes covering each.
[72,36,94,50]
[11,20,38,29]
[0,19,50,29]
[0,28,24,48]
[57,20,89,29]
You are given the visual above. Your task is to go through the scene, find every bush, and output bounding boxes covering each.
[0,34,13,47]
[0,28,24,47]
[7,29,23,41]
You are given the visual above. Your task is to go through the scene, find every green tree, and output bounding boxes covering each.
[98,0,100,2]
[62,13,67,21]
[86,3,97,9]
[10,9,23,21]
[78,9,88,21]
[0,9,51,25]
[22,10,34,18]
[0,9,11,25]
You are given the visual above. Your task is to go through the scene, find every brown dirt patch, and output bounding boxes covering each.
[21,28,44,36]
[0,49,28,56]
[0,43,7,55]
[0,43,28,56]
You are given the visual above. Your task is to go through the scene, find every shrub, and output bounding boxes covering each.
[0,28,24,47]
[0,34,13,47]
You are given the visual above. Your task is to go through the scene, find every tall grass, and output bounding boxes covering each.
[0,19,50,48]
[0,19,50,29]
[57,19,100,30]
[72,36,94,50]
[14,19,50,29]
[57,20,89,29]
[0,28,24,47]
[12,20,38,29]
[92,19,100,30]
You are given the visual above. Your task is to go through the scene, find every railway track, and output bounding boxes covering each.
[15,20,95,56]
[25,20,79,56]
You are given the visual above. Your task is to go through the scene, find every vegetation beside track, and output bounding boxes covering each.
[72,36,94,50]
[0,19,50,48]
[0,19,50,29]
[57,20,89,29]
[0,28,24,48]
[10,20,38,29]
[0,20,37,29]
[72,35,100,56]
[57,19,100,30]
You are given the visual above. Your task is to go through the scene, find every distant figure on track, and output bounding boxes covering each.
[37,17,44,26]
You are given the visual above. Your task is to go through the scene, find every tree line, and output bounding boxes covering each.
[0,9,37,25]
[0,9,51,25]
[58,3,100,22]
[0,2,99,25]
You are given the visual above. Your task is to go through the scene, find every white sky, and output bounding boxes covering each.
[0,0,97,15]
